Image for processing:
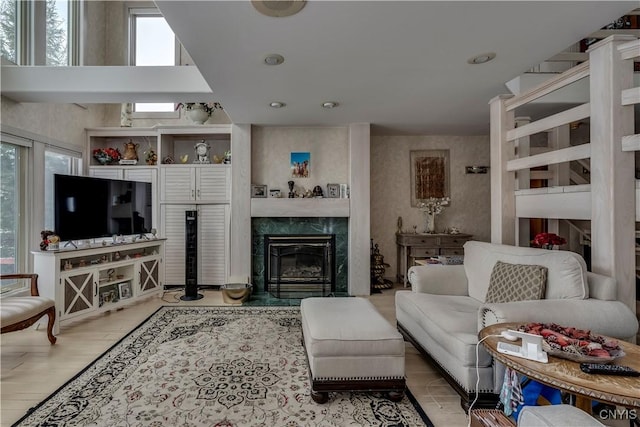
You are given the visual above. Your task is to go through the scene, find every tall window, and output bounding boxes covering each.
[130,8,177,113]
[45,0,68,65]
[0,0,17,63]
[44,149,81,231]
[0,142,24,286]
[0,0,80,65]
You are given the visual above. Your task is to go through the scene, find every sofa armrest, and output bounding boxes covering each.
[479,299,639,340]
[586,271,616,301]
[407,264,468,295]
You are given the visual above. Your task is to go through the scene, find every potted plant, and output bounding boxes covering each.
[176,102,223,124]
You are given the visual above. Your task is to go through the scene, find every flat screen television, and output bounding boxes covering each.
[54,174,153,242]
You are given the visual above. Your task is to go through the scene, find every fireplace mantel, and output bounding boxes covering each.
[251,198,349,218]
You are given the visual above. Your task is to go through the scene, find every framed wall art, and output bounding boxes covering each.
[290,152,310,178]
[410,150,450,207]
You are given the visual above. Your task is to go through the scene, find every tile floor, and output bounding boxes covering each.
[0,284,469,427]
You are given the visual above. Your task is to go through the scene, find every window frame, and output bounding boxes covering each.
[0,136,31,295]
[2,0,82,66]
[43,146,83,231]
[128,5,180,119]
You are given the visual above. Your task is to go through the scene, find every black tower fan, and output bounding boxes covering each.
[181,210,203,301]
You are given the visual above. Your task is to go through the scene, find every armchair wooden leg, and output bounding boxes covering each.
[46,307,57,345]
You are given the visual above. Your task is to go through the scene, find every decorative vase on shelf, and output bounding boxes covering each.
[186,105,210,124]
[425,213,436,234]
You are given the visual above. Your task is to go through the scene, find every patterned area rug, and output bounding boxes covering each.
[14,306,433,427]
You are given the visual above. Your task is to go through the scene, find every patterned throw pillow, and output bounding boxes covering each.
[485,261,548,303]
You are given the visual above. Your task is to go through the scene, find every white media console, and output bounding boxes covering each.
[32,239,165,334]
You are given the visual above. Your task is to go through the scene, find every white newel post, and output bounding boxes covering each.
[588,35,636,313]
[489,94,515,245]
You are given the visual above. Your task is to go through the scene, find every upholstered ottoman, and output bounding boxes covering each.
[300,297,406,403]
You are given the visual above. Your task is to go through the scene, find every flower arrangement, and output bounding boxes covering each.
[417,197,450,233]
[93,147,121,165]
[417,197,450,215]
[531,232,566,249]
[175,102,223,116]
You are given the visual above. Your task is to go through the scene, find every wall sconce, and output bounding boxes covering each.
[465,166,489,174]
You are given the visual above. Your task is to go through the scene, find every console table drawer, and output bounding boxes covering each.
[439,236,472,247]
[441,247,465,256]
[396,233,473,286]
[398,236,439,246]
[410,247,439,258]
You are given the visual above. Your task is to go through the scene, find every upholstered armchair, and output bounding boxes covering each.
[1,274,57,344]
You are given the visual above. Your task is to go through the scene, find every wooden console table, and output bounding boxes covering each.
[395,233,472,286]
[480,323,640,411]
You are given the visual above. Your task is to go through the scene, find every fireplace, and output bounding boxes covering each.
[264,234,335,298]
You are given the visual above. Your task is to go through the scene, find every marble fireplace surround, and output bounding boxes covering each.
[252,217,348,295]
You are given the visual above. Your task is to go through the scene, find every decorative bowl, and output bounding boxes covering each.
[542,342,625,363]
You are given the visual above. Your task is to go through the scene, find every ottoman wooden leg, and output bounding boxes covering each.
[311,390,329,404]
[387,390,404,402]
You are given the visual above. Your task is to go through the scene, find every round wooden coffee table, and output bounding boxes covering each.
[479,323,640,412]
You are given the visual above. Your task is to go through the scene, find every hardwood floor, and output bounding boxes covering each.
[1,284,468,427]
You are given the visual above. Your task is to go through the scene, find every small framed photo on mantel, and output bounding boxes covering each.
[326,183,340,198]
[251,184,267,198]
[269,189,281,198]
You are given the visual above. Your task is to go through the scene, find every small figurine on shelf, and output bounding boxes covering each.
[40,230,58,251]
[194,140,211,164]
[145,149,157,165]
[121,140,139,165]
[64,260,73,271]
[288,180,295,198]
[223,150,231,164]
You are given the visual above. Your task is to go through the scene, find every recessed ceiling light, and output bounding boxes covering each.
[252,0,306,17]
[467,52,496,65]
[322,101,339,109]
[264,54,284,66]
[269,101,286,108]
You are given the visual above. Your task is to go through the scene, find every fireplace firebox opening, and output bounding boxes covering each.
[264,234,336,298]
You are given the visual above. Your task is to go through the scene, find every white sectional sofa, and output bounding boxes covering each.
[395,241,639,410]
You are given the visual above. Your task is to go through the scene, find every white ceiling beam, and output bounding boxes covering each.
[0,66,214,103]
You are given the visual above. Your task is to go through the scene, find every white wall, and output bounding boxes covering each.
[371,135,491,279]
[251,126,349,195]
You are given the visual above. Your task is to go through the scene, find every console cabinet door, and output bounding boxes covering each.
[60,270,97,319]
[198,204,229,285]
[160,204,229,286]
[139,256,162,295]
[195,168,229,203]
[89,167,124,180]
[124,168,156,184]
[160,204,194,285]
[160,168,195,203]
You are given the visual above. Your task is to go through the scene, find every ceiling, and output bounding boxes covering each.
[156,1,638,135]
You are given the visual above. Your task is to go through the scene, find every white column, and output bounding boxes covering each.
[229,124,252,281]
[588,35,636,312]
[515,116,531,247]
[348,123,370,296]
[489,94,515,244]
